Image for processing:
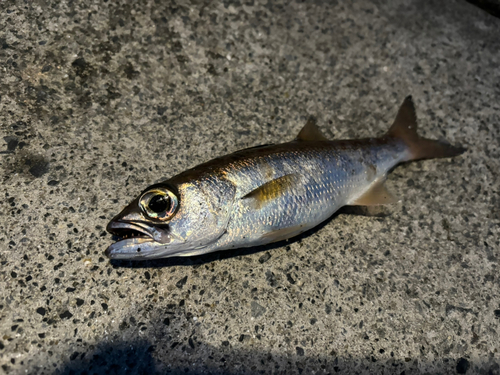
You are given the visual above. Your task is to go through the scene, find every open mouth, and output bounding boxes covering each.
[110,227,147,242]
[106,221,153,241]
[105,220,182,259]
[105,221,157,258]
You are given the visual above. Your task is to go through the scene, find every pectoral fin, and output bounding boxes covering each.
[242,174,300,209]
[295,117,329,141]
[349,179,398,206]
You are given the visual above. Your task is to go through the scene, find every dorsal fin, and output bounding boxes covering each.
[295,118,329,141]
[242,174,300,209]
[349,179,398,206]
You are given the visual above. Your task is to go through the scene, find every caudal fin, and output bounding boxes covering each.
[387,96,466,161]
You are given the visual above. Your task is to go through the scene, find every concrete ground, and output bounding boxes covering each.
[1,0,499,374]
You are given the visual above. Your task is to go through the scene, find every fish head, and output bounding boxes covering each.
[106,181,233,260]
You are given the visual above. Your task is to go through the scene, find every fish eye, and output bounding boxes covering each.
[139,188,178,221]
[148,194,170,213]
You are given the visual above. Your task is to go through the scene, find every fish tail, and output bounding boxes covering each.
[387,96,466,161]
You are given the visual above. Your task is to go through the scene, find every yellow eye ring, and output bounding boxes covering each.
[139,188,178,221]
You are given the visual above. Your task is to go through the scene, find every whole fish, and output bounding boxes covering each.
[106,96,464,260]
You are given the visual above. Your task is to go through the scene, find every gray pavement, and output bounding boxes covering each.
[1,0,499,374]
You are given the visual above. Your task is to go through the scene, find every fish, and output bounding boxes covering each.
[105,96,465,260]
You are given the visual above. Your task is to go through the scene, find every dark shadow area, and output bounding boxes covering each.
[52,318,499,375]
[466,0,500,18]
[55,340,158,375]
[387,0,500,55]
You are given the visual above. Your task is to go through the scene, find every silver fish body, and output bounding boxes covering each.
[106,97,464,260]
[171,138,408,254]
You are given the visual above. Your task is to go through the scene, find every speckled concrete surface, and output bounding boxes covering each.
[1,0,499,374]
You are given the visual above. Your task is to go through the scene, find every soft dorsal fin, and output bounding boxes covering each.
[242,174,300,209]
[295,118,329,141]
[349,179,398,206]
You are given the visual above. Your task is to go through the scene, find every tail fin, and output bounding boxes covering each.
[387,96,466,161]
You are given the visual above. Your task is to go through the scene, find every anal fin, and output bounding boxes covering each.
[261,225,306,243]
[350,179,398,206]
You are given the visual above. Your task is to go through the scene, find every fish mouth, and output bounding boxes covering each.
[105,221,157,259]
[106,221,153,241]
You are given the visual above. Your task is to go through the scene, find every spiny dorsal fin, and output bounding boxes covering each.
[295,117,329,141]
[242,174,300,209]
[349,179,398,206]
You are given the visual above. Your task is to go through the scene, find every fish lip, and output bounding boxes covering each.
[106,220,154,240]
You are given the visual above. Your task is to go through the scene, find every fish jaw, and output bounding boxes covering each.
[105,219,226,259]
[105,236,161,259]
[105,220,180,259]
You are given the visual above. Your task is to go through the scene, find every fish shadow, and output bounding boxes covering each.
[109,206,394,269]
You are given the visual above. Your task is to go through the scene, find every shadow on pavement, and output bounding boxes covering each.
[56,340,157,375]
[53,335,497,375]
[52,305,499,375]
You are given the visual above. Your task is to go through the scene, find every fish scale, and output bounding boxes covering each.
[106,97,465,260]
